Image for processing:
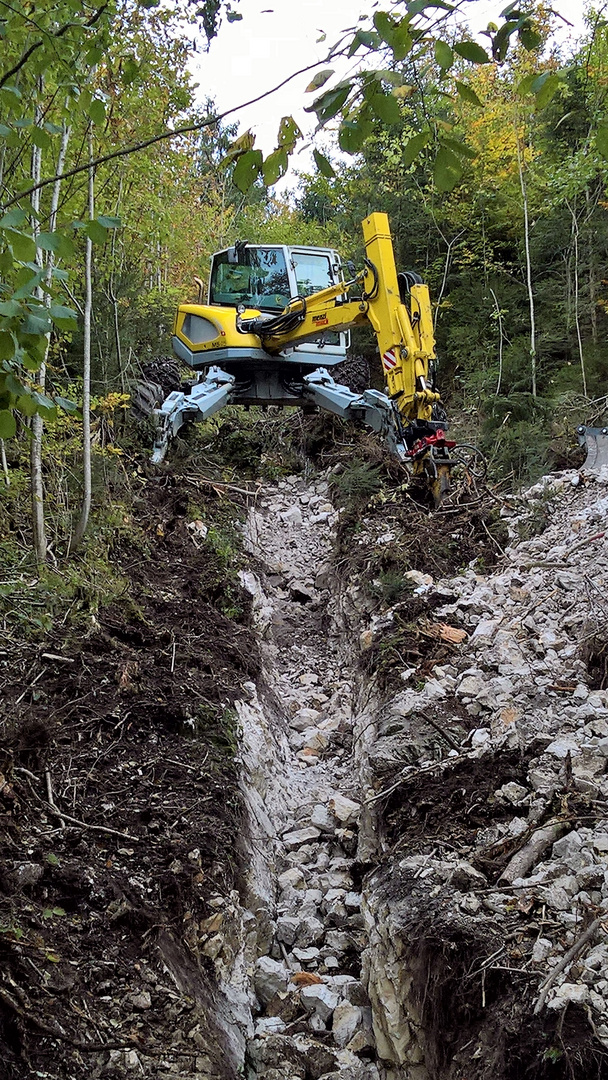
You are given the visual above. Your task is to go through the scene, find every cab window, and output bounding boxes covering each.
[210,248,290,311]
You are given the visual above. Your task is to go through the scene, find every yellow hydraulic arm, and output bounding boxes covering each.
[258,212,441,426]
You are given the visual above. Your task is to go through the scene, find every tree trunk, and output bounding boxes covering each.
[515,128,537,398]
[31,119,71,566]
[490,288,505,397]
[30,94,46,566]
[567,198,588,398]
[69,129,94,554]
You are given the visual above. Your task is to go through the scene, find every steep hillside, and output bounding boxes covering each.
[1,458,608,1080]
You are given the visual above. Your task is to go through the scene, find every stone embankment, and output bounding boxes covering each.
[198,466,608,1079]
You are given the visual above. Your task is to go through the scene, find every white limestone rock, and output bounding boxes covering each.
[283,826,321,850]
[329,794,360,825]
[254,957,290,1006]
[547,983,590,1010]
[300,983,340,1021]
[332,1002,363,1047]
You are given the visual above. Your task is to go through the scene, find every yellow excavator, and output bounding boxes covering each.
[152,212,483,503]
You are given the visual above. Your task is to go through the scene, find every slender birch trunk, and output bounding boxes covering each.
[30,93,46,566]
[567,198,588,398]
[70,128,94,554]
[515,127,537,398]
[31,117,71,566]
[490,288,505,397]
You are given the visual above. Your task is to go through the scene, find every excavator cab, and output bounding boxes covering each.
[208,241,349,361]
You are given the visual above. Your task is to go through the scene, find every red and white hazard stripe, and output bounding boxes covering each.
[382,348,397,372]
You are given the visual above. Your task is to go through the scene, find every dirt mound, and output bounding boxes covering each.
[0,471,258,1078]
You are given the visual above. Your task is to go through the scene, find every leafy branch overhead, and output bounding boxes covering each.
[220,1,588,198]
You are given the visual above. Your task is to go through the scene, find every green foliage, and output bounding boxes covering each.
[330,460,383,509]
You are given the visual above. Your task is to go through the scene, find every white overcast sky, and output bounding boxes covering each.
[191,0,593,182]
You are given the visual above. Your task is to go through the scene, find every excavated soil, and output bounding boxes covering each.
[0,472,258,1078]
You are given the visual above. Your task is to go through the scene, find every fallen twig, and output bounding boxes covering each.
[44,769,65,832]
[498,821,568,886]
[14,767,138,842]
[533,917,605,1015]
[44,803,140,842]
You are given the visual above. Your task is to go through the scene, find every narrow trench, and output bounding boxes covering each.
[236,473,385,1079]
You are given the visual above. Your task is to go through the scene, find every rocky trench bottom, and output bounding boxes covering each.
[236,475,382,1080]
[203,466,608,1080]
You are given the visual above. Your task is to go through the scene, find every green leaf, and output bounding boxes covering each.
[313,149,335,177]
[36,231,75,259]
[232,149,263,192]
[0,411,16,438]
[55,395,77,414]
[22,310,51,335]
[262,149,288,186]
[368,92,402,125]
[533,72,561,110]
[307,83,351,123]
[519,26,542,50]
[0,332,15,360]
[433,145,464,191]
[0,85,22,100]
[0,124,11,137]
[7,230,36,262]
[454,80,484,107]
[408,0,454,12]
[403,130,430,166]
[227,10,242,20]
[434,40,454,69]
[15,393,38,415]
[31,390,56,419]
[31,126,51,149]
[49,304,78,331]
[0,300,21,318]
[277,116,301,150]
[89,98,106,126]
[349,29,380,56]
[453,40,491,64]
[391,21,412,62]
[46,853,60,866]
[595,124,608,161]
[373,11,397,45]
[0,208,27,229]
[517,73,537,95]
[96,215,121,230]
[338,118,373,154]
[13,269,44,299]
[52,907,66,917]
[121,56,139,85]
[491,20,518,62]
[442,136,476,159]
[83,220,108,244]
[305,69,334,93]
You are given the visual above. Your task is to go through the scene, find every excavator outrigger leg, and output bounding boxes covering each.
[152,366,235,464]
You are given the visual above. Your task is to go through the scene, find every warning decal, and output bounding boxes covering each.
[382,348,398,372]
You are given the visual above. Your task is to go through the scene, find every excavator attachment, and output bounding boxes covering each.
[578,426,608,474]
